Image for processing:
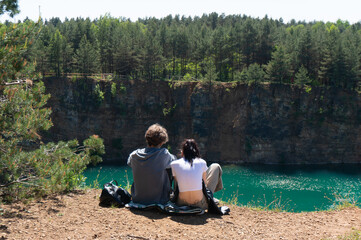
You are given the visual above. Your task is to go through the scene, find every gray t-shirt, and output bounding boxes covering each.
[127,147,175,204]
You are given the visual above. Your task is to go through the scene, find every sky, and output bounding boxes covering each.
[0,0,360,24]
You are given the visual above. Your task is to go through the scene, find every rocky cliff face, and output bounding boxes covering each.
[43,78,361,164]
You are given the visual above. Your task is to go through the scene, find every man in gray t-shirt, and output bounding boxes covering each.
[127,124,175,204]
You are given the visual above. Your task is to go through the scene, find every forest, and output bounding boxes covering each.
[2,12,361,90]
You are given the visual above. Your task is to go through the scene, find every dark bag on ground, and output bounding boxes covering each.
[202,181,230,215]
[99,180,131,207]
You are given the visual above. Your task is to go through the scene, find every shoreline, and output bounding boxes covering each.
[1,189,361,239]
[84,164,361,213]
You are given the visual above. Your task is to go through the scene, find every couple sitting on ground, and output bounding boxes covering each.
[127,123,223,211]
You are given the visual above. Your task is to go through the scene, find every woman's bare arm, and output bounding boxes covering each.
[202,171,207,184]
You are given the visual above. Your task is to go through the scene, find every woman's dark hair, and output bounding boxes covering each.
[181,139,200,166]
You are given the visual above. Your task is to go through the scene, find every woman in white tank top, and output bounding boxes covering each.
[170,139,209,210]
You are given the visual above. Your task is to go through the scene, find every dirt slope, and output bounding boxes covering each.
[1,189,361,240]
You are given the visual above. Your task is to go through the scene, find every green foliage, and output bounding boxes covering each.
[266,46,291,83]
[202,59,218,82]
[247,192,292,212]
[0,80,105,202]
[240,63,266,84]
[295,65,312,85]
[162,102,177,116]
[119,82,126,93]
[93,83,104,103]
[83,135,105,164]
[0,0,19,17]
[0,20,40,81]
[0,136,104,202]
[106,74,113,81]
[0,14,105,203]
[71,75,77,82]
[337,230,361,240]
[110,82,117,97]
[305,85,312,93]
[326,192,360,211]
[226,190,240,206]
[74,35,100,75]
[182,73,193,81]
[4,13,361,89]
[233,71,246,83]
[109,81,126,100]
[49,29,65,77]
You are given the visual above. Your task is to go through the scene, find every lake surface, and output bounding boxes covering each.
[83,163,361,212]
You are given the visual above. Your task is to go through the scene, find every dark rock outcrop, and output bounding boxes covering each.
[43,78,361,164]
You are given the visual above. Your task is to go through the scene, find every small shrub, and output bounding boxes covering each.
[119,83,126,94]
[163,103,177,116]
[71,75,77,82]
[305,85,312,93]
[106,74,113,81]
[111,82,117,97]
[337,230,361,240]
[0,135,105,202]
[94,84,104,104]
[227,191,240,205]
[182,73,193,81]
[327,192,360,211]
[247,192,291,212]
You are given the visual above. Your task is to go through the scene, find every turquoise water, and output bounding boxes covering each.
[83,164,361,212]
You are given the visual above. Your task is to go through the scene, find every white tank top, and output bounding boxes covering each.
[170,158,208,192]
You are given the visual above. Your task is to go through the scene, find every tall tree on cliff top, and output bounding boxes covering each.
[0,1,104,202]
[48,29,64,77]
[74,34,100,75]
[266,45,291,83]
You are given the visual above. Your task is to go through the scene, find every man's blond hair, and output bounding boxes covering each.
[145,123,169,147]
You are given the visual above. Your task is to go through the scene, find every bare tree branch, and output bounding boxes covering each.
[0,176,38,188]
[2,79,33,86]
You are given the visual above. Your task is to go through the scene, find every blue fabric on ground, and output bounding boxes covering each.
[125,201,205,215]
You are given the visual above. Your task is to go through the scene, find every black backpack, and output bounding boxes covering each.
[99,180,131,207]
[202,181,230,215]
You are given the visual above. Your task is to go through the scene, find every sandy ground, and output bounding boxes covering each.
[1,189,361,240]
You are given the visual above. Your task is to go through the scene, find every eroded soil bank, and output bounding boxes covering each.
[1,189,361,240]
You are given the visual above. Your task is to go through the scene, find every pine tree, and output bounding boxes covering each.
[0,3,104,202]
[295,65,311,85]
[113,30,140,76]
[142,30,163,80]
[49,29,63,76]
[266,46,291,83]
[97,15,115,73]
[255,16,273,65]
[243,63,266,84]
[211,27,231,81]
[317,24,339,86]
[74,35,100,75]
[202,58,218,82]
[241,18,257,67]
